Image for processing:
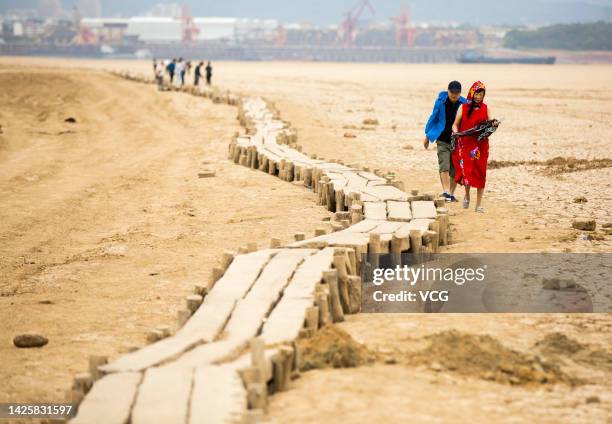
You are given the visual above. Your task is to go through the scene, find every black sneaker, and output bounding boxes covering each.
[441,192,452,201]
[448,194,458,202]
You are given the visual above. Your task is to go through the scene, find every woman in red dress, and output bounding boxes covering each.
[451,81,495,213]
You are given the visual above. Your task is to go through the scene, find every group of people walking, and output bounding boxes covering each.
[424,80,499,213]
[153,58,213,90]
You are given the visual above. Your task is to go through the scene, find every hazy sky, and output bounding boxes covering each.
[2,0,612,25]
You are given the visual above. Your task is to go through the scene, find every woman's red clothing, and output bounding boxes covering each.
[453,102,489,188]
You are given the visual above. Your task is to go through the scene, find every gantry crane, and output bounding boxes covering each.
[179,5,200,42]
[339,0,375,46]
[392,4,417,47]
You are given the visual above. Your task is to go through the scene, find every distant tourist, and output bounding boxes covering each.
[176,57,186,87]
[205,61,213,85]
[155,59,165,90]
[451,81,499,213]
[166,58,176,85]
[423,80,466,202]
[194,61,203,86]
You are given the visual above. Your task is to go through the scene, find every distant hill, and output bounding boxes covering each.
[2,0,612,26]
[504,21,612,50]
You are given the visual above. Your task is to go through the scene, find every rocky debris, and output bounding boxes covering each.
[198,170,216,178]
[573,196,587,203]
[586,396,600,404]
[64,117,77,123]
[542,278,576,290]
[534,333,612,372]
[409,330,577,386]
[13,333,49,348]
[485,157,612,175]
[572,219,596,231]
[362,118,379,125]
[586,232,606,241]
[429,361,443,372]
[343,132,357,138]
[541,157,612,176]
[298,326,375,371]
[402,144,414,150]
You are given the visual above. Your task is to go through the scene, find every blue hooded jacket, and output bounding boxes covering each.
[425,91,467,143]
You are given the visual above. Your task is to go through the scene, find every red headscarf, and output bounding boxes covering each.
[467,81,486,102]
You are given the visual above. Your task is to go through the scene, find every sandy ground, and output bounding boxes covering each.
[269,314,611,424]
[0,58,610,421]
[0,64,331,402]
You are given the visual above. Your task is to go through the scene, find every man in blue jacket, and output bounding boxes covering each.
[423,81,466,202]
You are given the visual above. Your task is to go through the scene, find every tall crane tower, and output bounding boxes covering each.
[392,5,417,47]
[179,5,200,42]
[339,0,375,46]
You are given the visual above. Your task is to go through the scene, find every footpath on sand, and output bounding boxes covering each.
[69,72,448,424]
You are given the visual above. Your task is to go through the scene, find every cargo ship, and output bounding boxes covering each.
[458,49,556,64]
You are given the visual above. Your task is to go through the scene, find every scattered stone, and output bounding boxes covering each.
[198,170,216,178]
[343,132,357,138]
[64,117,77,123]
[402,144,414,150]
[586,396,600,404]
[571,220,596,231]
[38,300,54,305]
[146,329,164,344]
[509,237,516,242]
[362,118,379,125]
[14,333,49,348]
[586,232,605,241]
[429,361,443,372]
[602,223,612,229]
[542,278,576,290]
[573,196,587,204]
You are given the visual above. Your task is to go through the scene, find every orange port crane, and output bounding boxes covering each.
[179,5,200,42]
[392,5,417,47]
[340,0,375,46]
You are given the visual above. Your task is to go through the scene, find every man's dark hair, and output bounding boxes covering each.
[448,81,462,93]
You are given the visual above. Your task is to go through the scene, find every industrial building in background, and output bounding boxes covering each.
[0,1,551,63]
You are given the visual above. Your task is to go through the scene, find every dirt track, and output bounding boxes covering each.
[0,58,610,421]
